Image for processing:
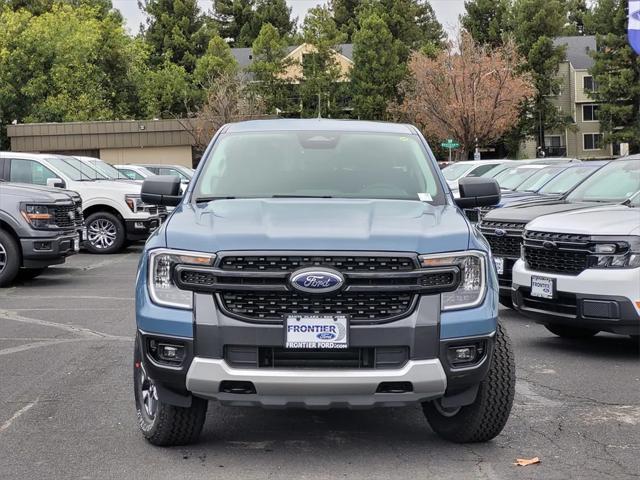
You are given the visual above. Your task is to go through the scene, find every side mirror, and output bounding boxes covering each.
[46,178,65,188]
[455,177,501,209]
[141,175,182,207]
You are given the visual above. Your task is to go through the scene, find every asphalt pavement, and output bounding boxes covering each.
[1,247,639,480]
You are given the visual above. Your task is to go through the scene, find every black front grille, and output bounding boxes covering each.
[219,255,417,272]
[219,291,415,323]
[520,288,577,316]
[479,221,525,258]
[523,230,591,275]
[464,208,479,222]
[224,345,409,369]
[53,204,78,228]
[148,206,158,215]
[73,199,84,226]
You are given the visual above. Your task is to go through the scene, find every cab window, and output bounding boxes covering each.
[9,159,57,185]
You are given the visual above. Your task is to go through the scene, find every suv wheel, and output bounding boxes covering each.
[86,212,125,254]
[0,230,21,287]
[423,322,515,443]
[545,324,598,338]
[133,338,207,446]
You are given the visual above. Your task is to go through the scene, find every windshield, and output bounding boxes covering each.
[174,166,194,179]
[495,166,546,190]
[480,163,513,178]
[442,163,473,180]
[515,166,564,192]
[45,157,92,181]
[60,157,108,180]
[538,165,601,195]
[567,159,640,203]
[80,158,129,180]
[194,131,443,202]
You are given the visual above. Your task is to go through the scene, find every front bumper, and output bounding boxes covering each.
[125,216,160,241]
[20,230,80,268]
[512,259,640,335]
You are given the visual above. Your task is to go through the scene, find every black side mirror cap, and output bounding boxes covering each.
[141,175,182,207]
[455,177,501,209]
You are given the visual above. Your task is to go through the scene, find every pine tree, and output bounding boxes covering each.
[351,11,403,119]
[589,0,640,153]
[330,0,360,39]
[461,0,512,47]
[193,34,239,89]
[141,0,212,73]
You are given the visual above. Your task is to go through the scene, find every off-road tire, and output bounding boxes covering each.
[545,324,598,338]
[85,212,125,254]
[423,322,516,443]
[0,229,21,287]
[133,337,207,446]
[17,267,48,281]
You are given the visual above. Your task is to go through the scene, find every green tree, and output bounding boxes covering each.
[248,23,292,113]
[139,58,193,117]
[193,34,238,89]
[461,0,512,47]
[330,0,360,39]
[351,12,403,119]
[140,0,212,73]
[299,6,348,117]
[563,0,589,35]
[589,0,640,153]
[583,0,619,36]
[0,0,112,16]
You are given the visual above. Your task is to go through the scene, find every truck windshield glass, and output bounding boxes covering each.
[82,159,129,179]
[60,157,108,180]
[515,166,564,192]
[46,157,92,181]
[194,132,443,202]
[567,159,640,203]
[538,165,599,195]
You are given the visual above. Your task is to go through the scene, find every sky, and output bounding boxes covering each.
[112,0,467,39]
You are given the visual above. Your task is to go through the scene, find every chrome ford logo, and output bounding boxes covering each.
[317,332,337,340]
[494,228,507,237]
[543,241,557,250]
[290,268,344,294]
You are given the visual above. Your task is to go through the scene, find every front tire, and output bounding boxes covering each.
[545,324,598,338]
[85,212,125,254]
[0,229,21,287]
[423,322,516,443]
[133,338,207,446]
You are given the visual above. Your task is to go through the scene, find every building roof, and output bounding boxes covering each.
[231,43,354,69]
[553,36,597,70]
[224,118,416,134]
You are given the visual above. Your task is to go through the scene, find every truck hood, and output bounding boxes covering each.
[1,182,79,202]
[483,199,596,224]
[526,205,640,235]
[165,199,470,254]
[70,180,141,195]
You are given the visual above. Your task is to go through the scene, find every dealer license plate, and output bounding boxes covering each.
[494,257,504,275]
[531,276,554,299]
[73,236,80,252]
[285,315,348,349]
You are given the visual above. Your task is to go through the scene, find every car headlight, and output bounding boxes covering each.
[419,251,487,310]
[21,204,55,229]
[593,239,640,269]
[148,249,216,309]
[125,195,144,213]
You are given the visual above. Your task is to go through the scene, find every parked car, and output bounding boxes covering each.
[442,159,511,189]
[512,194,640,340]
[113,164,155,181]
[0,181,83,286]
[0,153,161,254]
[466,162,608,223]
[136,164,194,182]
[133,119,515,446]
[479,157,640,308]
[75,156,139,182]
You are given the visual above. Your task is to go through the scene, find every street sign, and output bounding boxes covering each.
[440,139,460,149]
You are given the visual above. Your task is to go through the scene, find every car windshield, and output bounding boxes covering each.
[495,165,546,190]
[45,157,93,181]
[174,166,194,179]
[81,159,129,180]
[194,131,443,203]
[119,168,146,180]
[60,157,108,180]
[515,166,565,192]
[442,163,473,180]
[480,162,514,178]
[566,159,640,203]
[538,165,602,195]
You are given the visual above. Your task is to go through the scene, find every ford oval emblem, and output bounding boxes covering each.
[290,268,344,294]
[495,228,507,237]
[543,241,557,250]
[317,332,337,340]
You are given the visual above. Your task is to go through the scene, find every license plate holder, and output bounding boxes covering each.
[285,315,348,349]
[73,236,80,252]
[531,275,555,299]
[494,257,504,275]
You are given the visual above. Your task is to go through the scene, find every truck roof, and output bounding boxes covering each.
[223,119,418,134]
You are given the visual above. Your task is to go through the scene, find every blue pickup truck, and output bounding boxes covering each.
[133,119,515,446]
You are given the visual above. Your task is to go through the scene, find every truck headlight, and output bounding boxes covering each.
[125,195,144,213]
[593,239,640,268]
[21,204,55,229]
[148,249,216,309]
[419,251,487,310]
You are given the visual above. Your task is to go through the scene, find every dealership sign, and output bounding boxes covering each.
[630,0,640,55]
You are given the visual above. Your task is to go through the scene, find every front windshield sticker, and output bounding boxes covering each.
[418,192,433,202]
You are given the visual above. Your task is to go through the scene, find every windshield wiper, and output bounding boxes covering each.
[272,194,333,198]
[194,196,236,203]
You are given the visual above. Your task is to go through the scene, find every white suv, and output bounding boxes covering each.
[0,153,161,254]
[511,194,640,341]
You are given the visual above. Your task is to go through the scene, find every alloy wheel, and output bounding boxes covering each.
[0,241,7,274]
[88,218,117,250]
[138,364,158,420]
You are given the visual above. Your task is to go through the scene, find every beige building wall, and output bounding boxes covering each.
[280,43,353,83]
[100,146,193,167]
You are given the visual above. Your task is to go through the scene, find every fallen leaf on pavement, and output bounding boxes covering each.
[514,457,540,466]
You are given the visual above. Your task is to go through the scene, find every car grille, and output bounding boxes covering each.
[219,255,417,272]
[519,288,578,317]
[53,203,83,228]
[219,292,415,323]
[523,231,591,275]
[479,221,525,258]
[464,208,479,222]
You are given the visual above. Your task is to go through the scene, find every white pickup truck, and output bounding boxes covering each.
[0,152,161,254]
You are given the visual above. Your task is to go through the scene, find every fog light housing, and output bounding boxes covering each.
[447,341,486,367]
[148,339,185,365]
[134,222,145,229]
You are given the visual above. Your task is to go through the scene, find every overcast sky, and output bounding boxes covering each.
[112,0,466,38]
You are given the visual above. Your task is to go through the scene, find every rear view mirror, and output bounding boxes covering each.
[141,175,182,207]
[46,178,65,188]
[455,178,501,209]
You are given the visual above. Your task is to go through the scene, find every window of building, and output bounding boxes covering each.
[545,136,562,147]
[583,76,597,92]
[583,133,603,151]
[583,104,600,121]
